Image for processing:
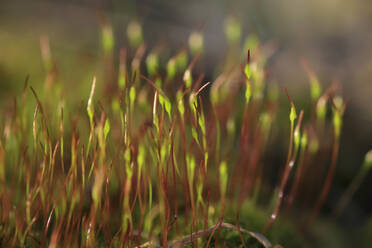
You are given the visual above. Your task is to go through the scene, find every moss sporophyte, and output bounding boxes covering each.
[0,17,358,248]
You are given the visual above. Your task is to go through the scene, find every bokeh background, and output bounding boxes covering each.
[1,0,372,243]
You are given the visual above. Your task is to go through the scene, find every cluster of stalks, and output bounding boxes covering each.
[0,18,356,247]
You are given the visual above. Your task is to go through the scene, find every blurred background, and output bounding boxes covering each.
[1,0,372,244]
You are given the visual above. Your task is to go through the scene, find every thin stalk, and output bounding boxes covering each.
[262,91,301,233]
[333,166,369,217]
[308,98,345,225]
[286,144,308,211]
[308,137,339,224]
[60,107,65,173]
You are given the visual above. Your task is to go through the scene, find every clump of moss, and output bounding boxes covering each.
[0,17,353,247]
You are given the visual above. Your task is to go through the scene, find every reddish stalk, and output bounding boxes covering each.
[262,93,304,233]
[308,136,339,225]
[230,92,249,204]
[286,145,309,211]
[206,200,225,248]
[169,119,179,230]
[308,98,346,226]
